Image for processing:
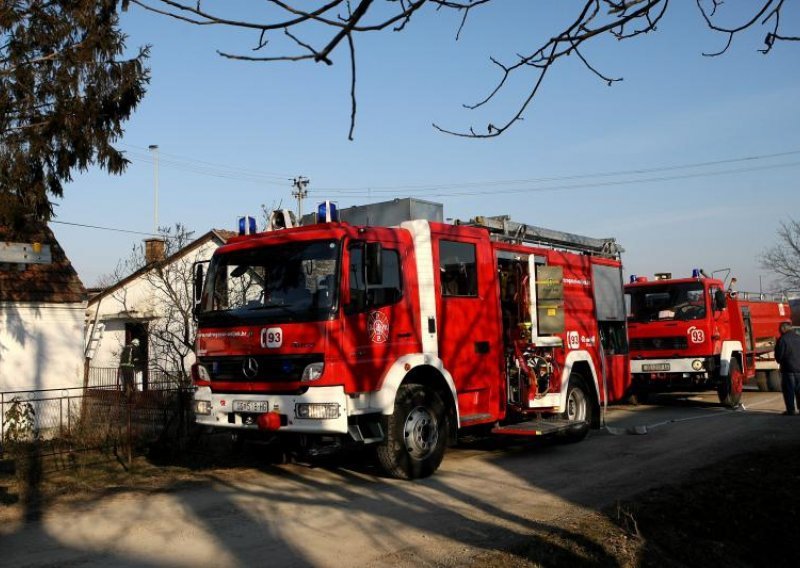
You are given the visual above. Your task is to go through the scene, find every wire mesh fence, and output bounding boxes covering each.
[0,367,193,471]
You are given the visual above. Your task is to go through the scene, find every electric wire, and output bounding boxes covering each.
[52,148,800,236]
[51,220,172,238]
[315,150,800,196]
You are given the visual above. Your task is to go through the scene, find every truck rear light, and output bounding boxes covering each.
[296,403,340,420]
[301,362,324,382]
[194,400,212,415]
[192,363,211,382]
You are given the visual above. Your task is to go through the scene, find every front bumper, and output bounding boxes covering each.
[630,357,711,375]
[193,385,349,434]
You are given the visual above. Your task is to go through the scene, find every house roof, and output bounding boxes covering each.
[0,224,86,304]
[89,229,235,304]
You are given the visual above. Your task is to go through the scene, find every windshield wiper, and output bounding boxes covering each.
[247,302,298,317]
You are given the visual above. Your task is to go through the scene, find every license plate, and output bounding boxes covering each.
[642,363,670,372]
[233,400,270,413]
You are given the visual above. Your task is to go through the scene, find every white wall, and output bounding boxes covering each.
[0,302,86,392]
[86,239,220,373]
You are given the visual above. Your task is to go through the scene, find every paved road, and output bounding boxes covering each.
[1,390,797,567]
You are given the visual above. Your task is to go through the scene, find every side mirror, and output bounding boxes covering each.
[365,242,383,286]
[193,263,205,313]
[714,289,727,311]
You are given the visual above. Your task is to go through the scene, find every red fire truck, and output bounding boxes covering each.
[625,271,791,406]
[191,205,630,479]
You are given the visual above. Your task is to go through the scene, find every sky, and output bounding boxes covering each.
[49,1,800,293]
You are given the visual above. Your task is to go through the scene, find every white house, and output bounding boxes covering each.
[85,229,234,387]
[0,224,87,392]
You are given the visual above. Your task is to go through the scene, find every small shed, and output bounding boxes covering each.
[0,224,87,392]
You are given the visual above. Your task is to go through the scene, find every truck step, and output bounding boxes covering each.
[491,418,587,437]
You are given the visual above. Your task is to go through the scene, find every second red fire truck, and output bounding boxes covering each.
[191,203,631,479]
[625,271,790,406]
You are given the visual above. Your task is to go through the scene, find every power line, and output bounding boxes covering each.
[120,144,295,186]
[115,145,800,197]
[414,160,800,198]
[51,220,168,238]
[49,161,799,236]
[314,149,800,195]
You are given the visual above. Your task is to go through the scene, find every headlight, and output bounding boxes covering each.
[301,362,324,382]
[296,403,340,420]
[692,359,704,371]
[194,399,212,415]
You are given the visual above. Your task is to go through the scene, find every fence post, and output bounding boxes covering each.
[127,397,132,468]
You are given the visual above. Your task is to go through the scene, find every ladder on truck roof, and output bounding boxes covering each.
[463,215,623,259]
[734,291,787,303]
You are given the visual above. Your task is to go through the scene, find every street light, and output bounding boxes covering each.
[148,144,159,234]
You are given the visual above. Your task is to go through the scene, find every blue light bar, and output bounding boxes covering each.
[317,201,339,223]
[238,216,256,236]
[630,275,637,283]
[692,268,701,278]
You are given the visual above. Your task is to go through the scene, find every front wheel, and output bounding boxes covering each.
[376,384,448,480]
[557,374,593,444]
[717,359,743,408]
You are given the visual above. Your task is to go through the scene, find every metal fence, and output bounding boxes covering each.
[0,367,192,469]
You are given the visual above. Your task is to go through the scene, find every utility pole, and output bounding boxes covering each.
[292,176,309,218]
[148,144,159,234]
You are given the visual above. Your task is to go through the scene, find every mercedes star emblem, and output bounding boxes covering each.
[242,357,259,379]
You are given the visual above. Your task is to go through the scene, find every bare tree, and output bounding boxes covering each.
[127,1,797,138]
[104,223,199,383]
[761,219,800,292]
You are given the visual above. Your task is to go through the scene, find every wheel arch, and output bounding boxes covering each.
[372,354,459,429]
[719,341,744,377]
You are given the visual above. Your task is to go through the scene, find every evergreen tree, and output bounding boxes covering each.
[0,0,149,227]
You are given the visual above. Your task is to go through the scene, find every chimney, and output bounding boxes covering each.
[144,237,166,264]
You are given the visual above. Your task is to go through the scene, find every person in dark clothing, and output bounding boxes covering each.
[119,339,140,396]
[775,322,800,415]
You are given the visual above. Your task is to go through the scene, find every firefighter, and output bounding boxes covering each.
[775,322,800,415]
[119,339,141,397]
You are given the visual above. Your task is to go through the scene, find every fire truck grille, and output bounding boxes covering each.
[630,337,688,351]
[200,354,323,382]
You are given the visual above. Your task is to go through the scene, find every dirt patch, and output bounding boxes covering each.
[469,440,800,567]
[2,437,800,567]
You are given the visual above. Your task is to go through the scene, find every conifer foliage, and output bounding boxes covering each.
[0,1,149,227]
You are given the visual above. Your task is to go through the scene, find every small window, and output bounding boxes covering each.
[347,243,403,313]
[439,240,478,297]
[368,249,402,307]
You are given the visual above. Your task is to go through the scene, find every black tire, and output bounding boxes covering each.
[717,359,743,408]
[755,371,769,392]
[767,370,782,392]
[376,384,448,480]
[628,388,650,406]
[557,374,593,443]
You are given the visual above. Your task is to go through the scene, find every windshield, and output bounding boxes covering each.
[199,240,339,322]
[627,283,707,322]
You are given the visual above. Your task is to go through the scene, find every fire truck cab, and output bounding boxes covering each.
[192,205,630,479]
[626,270,791,406]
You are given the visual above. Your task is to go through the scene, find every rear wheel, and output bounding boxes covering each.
[717,359,743,408]
[376,384,448,480]
[767,370,782,392]
[755,371,769,392]
[558,374,593,443]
